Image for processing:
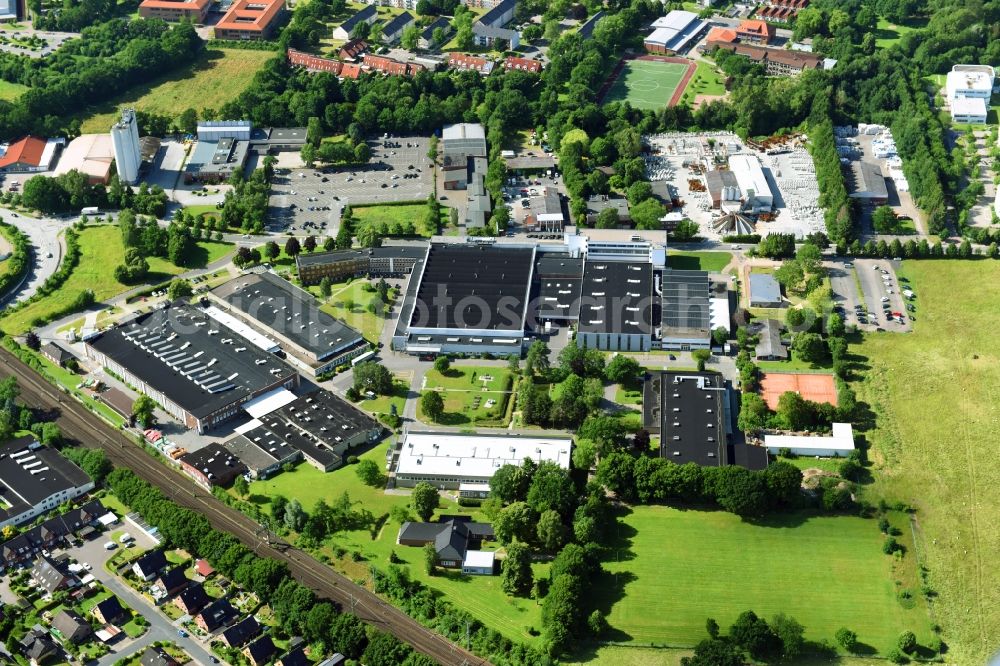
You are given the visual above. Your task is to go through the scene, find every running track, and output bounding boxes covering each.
[0,348,487,666]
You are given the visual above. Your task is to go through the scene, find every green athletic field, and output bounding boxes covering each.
[596,506,933,654]
[603,59,689,110]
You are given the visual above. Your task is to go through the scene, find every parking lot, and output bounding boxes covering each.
[267,136,434,234]
[0,27,77,58]
[845,258,913,332]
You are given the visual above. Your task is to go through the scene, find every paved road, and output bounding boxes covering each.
[0,348,486,666]
[0,211,70,306]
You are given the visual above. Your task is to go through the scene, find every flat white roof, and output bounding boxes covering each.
[234,418,263,435]
[728,154,772,201]
[242,387,297,419]
[463,550,495,567]
[442,123,485,141]
[202,304,282,354]
[458,482,492,492]
[947,66,994,96]
[951,96,988,118]
[709,297,729,332]
[765,423,855,453]
[396,431,572,479]
[97,512,118,526]
[651,10,697,30]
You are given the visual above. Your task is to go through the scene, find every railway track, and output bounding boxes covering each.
[0,348,486,666]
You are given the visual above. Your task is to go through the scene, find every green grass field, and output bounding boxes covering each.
[874,17,927,48]
[0,79,28,102]
[686,60,726,98]
[0,226,231,334]
[353,204,446,238]
[667,251,732,272]
[79,48,275,133]
[418,366,513,426]
[850,260,1000,662]
[597,506,932,654]
[604,59,690,111]
[314,278,386,342]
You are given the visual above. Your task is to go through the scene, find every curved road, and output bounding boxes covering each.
[0,348,486,666]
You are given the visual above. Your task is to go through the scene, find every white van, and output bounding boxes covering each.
[103,541,117,551]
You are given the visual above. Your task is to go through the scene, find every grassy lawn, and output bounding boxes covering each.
[849,259,1000,662]
[874,17,926,49]
[314,278,386,343]
[566,646,885,666]
[668,251,732,272]
[687,60,726,97]
[613,375,643,408]
[418,366,513,426]
[596,506,932,655]
[756,350,833,373]
[603,59,690,111]
[0,79,28,102]
[353,204,446,238]
[359,377,409,417]
[0,226,231,334]
[79,49,275,133]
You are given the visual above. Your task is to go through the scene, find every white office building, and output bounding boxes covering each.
[111,109,141,185]
[728,154,773,213]
[197,120,253,142]
[765,422,856,457]
[946,65,995,124]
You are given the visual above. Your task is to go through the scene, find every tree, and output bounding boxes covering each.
[604,354,640,384]
[776,391,813,431]
[319,276,332,298]
[501,542,532,596]
[692,348,711,371]
[167,279,193,300]
[729,610,781,661]
[785,307,805,328]
[489,461,535,504]
[132,394,156,428]
[423,542,437,575]
[233,475,249,498]
[283,499,306,531]
[284,237,301,257]
[681,638,745,666]
[872,205,898,233]
[178,107,198,135]
[631,198,666,230]
[706,618,720,639]
[737,392,770,433]
[524,340,551,377]
[24,331,41,351]
[411,482,439,521]
[836,627,858,653]
[353,361,393,395]
[526,461,576,517]
[712,327,729,346]
[493,501,536,545]
[792,332,826,363]
[355,459,384,487]
[587,610,609,636]
[420,390,444,422]
[771,613,805,660]
[764,461,803,505]
[671,219,701,242]
[264,240,280,262]
[433,356,451,374]
[536,510,567,551]
[827,312,845,337]
[595,207,619,229]
[897,631,917,654]
[303,235,317,253]
[713,466,768,517]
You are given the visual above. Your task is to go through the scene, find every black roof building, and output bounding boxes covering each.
[141,647,180,666]
[41,342,71,366]
[20,629,58,662]
[479,0,515,26]
[0,437,94,526]
[85,304,297,431]
[408,243,535,332]
[93,596,126,624]
[179,443,248,489]
[381,11,414,40]
[533,255,584,321]
[0,500,104,567]
[156,566,189,595]
[277,647,309,666]
[578,260,654,335]
[420,16,451,43]
[210,272,364,363]
[661,269,711,346]
[32,555,69,594]
[295,249,365,268]
[133,550,169,580]
[176,583,211,615]
[397,519,494,565]
[222,616,261,648]
[339,5,376,34]
[245,635,278,666]
[198,598,238,632]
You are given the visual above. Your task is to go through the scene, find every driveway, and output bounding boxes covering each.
[64,538,216,666]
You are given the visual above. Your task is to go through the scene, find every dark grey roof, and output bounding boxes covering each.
[409,244,535,331]
[20,629,58,661]
[177,583,210,614]
[52,610,91,644]
[421,16,450,40]
[479,0,515,26]
[578,260,653,335]
[382,11,414,38]
[180,443,248,483]
[223,435,294,473]
[250,128,308,147]
[87,303,296,420]
[755,319,786,359]
[731,442,770,471]
[94,595,125,623]
[748,272,781,305]
[211,272,364,360]
[705,169,738,197]
[295,249,365,268]
[156,566,189,593]
[199,598,238,632]
[33,556,68,593]
[245,636,277,664]
[278,647,309,666]
[244,389,380,469]
[585,195,630,219]
[850,160,888,199]
[41,342,71,364]
[141,647,179,666]
[398,519,493,554]
[223,616,261,647]
[0,500,103,567]
[434,521,469,561]
[317,656,347,666]
[578,10,604,39]
[656,371,727,466]
[134,550,169,578]
[370,245,428,260]
[661,269,711,340]
[340,5,376,33]
[0,437,92,524]
[535,256,583,320]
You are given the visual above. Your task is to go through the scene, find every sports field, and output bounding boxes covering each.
[851,260,1000,663]
[759,371,838,410]
[603,59,691,111]
[597,506,932,654]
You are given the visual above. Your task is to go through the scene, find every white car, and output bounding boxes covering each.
[881,296,890,302]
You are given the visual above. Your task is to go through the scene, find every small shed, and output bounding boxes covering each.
[461,550,495,576]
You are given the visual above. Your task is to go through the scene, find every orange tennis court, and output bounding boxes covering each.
[760,372,838,410]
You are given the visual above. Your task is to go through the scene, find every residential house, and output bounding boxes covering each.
[0,500,105,569]
[447,52,494,75]
[40,342,71,367]
[277,647,309,666]
[51,610,92,645]
[244,636,278,666]
[316,656,347,666]
[754,319,787,360]
[418,16,451,49]
[338,38,368,60]
[503,56,541,73]
[92,596,126,625]
[397,519,495,572]
[132,550,168,582]
[194,559,215,578]
[20,628,59,665]
[141,647,180,666]
[32,556,69,595]
[174,583,211,616]
[196,598,238,633]
[154,567,189,598]
[380,11,414,44]
[221,616,261,648]
[332,5,377,40]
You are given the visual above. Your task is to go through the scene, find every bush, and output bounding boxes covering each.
[883,537,904,555]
